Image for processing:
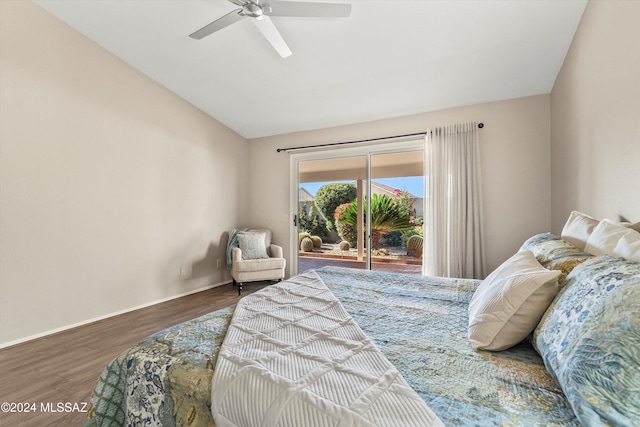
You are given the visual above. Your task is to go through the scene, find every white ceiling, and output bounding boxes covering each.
[33,0,587,139]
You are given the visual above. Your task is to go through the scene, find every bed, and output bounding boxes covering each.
[84,265,579,426]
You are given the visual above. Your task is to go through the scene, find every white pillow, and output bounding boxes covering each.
[621,221,640,233]
[468,251,560,351]
[585,220,640,262]
[561,211,599,250]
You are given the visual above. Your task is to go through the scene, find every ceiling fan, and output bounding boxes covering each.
[189,0,351,58]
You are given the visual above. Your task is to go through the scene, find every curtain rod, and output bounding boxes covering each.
[276,123,484,153]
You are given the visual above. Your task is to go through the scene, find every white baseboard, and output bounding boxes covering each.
[0,280,233,349]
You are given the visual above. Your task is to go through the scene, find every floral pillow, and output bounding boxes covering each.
[519,232,560,250]
[519,233,593,285]
[533,255,640,426]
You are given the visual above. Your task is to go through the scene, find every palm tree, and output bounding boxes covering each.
[338,193,413,250]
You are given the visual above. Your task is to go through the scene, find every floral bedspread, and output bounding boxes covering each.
[85,266,578,426]
[84,307,234,427]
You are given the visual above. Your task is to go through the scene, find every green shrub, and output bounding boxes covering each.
[334,202,358,246]
[315,183,357,230]
[384,231,403,247]
[338,194,413,250]
[298,203,329,239]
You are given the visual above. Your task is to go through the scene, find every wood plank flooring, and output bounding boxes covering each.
[0,281,269,426]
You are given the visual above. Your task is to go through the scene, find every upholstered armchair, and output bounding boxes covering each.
[229,228,286,295]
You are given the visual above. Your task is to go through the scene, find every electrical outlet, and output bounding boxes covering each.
[216,258,223,269]
[180,265,190,277]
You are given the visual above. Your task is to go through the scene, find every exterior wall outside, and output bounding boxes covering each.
[369,181,423,218]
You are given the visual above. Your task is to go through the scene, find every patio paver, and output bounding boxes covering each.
[298,256,422,275]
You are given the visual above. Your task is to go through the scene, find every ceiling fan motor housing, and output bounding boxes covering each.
[242,3,264,18]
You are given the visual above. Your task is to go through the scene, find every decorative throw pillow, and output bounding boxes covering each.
[533,255,640,426]
[560,211,599,250]
[585,219,640,262]
[468,251,560,351]
[520,233,593,285]
[237,232,269,260]
[519,232,560,251]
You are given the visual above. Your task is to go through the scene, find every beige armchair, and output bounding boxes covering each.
[230,228,286,295]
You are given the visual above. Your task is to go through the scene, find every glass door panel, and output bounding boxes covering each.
[369,150,424,274]
[297,156,367,273]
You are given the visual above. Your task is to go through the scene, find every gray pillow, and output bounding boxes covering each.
[238,232,269,260]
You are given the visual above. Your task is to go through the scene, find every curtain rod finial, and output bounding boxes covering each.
[478,123,484,128]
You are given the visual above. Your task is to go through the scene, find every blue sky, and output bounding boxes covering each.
[301,176,424,198]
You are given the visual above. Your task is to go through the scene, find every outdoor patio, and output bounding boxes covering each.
[298,255,422,274]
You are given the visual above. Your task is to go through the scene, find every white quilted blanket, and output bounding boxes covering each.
[210,270,443,427]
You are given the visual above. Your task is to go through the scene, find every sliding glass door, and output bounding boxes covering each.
[291,141,424,275]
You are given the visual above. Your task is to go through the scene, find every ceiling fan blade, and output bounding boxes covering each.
[189,8,245,40]
[227,0,247,6]
[265,1,351,18]
[251,16,292,58]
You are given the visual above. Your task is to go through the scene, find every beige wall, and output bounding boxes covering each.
[551,0,640,231]
[0,1,248,346]
[248,95,552,276]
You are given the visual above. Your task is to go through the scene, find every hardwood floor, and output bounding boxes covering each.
[0,281,269,426]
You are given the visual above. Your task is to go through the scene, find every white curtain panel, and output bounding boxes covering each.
[424,122,486,279]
